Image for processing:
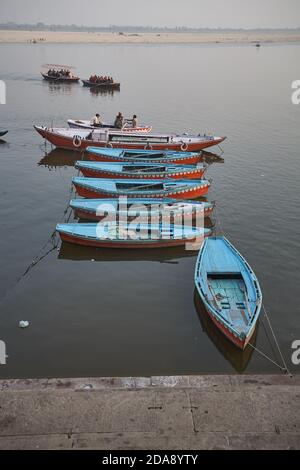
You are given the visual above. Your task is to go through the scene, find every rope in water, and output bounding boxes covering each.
[0,173,76,304]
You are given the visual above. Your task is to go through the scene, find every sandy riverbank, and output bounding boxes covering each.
[0,30,300,44]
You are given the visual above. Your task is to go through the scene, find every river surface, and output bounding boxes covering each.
[0,42,299,377]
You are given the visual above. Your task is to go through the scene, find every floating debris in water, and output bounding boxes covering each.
[19,320,29,328]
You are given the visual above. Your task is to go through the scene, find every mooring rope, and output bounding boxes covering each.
[248,342,287,372]
[261,303,292,376]
[0,176,76,304]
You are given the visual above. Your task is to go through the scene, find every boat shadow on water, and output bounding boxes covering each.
[193,290,258,373]
[58,240,198,264]
[42,81,79,96]
[38,148,84,168]
[89,87,120,97]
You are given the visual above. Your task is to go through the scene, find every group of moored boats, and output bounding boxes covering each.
[35,113,262,351]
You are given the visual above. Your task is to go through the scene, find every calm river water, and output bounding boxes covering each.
[0,42,299,377]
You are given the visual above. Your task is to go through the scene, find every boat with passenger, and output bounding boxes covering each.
[41,64,80,83]
[34,125,226,153]
[67,119,151,133]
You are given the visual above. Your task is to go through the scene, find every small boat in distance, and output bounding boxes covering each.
[68,119,152,133]
[194,237,262,349]
[72,177,211,200]
[70,198,215,222]
[41,64,80,83]
[87,147,202,165]
[75,161,206,179]
[82,79,120,89]
[0,128,8,138]
[33,125,226,153]
[56,222,211,249]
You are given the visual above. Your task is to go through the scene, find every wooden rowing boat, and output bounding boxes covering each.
[41,73,80,83]
[75,161,206,179]
[72,177,211,200]
[194,237,262,350]
[86,147,202,165]
[34,125,226,153]
[41,63,80,82]
[56,222,212,249]
[82,79,120,89]
[68,119,152,133]
[70,198,215,222]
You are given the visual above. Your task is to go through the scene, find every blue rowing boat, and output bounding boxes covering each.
[70,198,215,221]
[75,160,206,179]
[86,147,202,165]
[194,237,262,349]
[56,222,212,249]
[72,177,211,199]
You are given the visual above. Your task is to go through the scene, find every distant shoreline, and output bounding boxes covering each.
[1,30,300,44]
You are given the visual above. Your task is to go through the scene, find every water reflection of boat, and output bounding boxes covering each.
[194,290,257,373]
[58,240,197,263]
[38,148,80,168]
[89,87,120,97]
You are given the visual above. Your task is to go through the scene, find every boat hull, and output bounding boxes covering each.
[73,182,210,200]
[82,80,120,89]
[34,126,226,153]
[87,151,202,165]
[41,73,79,83]
[204,305,256,350]
[72,204,214,222]
[78,166,205,180]
[58,231,203,249]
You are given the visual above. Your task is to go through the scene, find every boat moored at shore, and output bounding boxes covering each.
[86,147,203,165]
[70,198,215,222]
[72,177,211,199]
[75,160,206,179]
[56,222,212,249]
[194,237,262,350]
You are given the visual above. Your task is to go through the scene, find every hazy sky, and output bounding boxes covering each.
[1,0,300,29]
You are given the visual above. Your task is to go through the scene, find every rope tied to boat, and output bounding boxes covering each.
[247,303,292,376]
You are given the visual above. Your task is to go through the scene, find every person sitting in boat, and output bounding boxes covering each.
[131,114,138,128]
[90,113,103,127]
[114,112,124,129]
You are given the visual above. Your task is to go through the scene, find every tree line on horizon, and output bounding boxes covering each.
[0,22,299,33]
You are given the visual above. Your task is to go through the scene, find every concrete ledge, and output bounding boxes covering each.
[0,375,299,450]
